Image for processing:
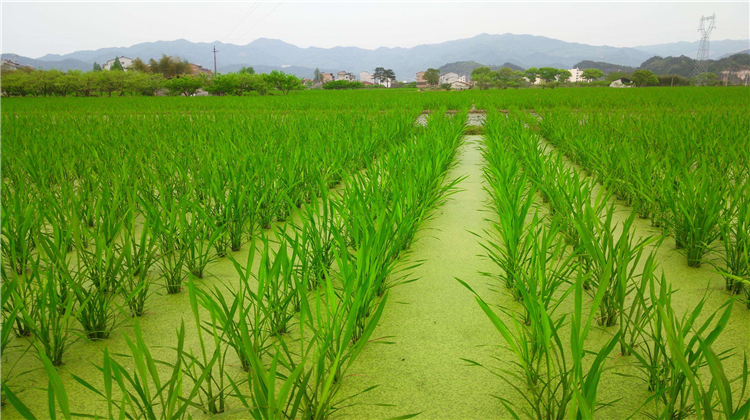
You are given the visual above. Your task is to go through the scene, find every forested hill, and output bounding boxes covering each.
[575,52,750,78]
[640,53,750,78]
[574,60,636,74]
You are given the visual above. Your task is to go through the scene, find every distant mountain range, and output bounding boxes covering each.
[721,49,749,58]
[0,55,92,72]
[3,33,749,81]
[634,39,750,60]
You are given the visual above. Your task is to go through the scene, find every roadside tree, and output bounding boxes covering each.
[250,74,273,96]
[373,67,396,86]
[537,67,562,83]
[79,72,99,96]
[524,67,538,85]
[165,75,205,96]
[55,71,82,96]
[471,67,493,90]
[494,67,524,89]
[314,68,323,84]
[28,70,59,97]
[424,68,440,86]
[631,69,659,87]
[130,58,150,73]
[581,68,604,81]
[206,73,238,96]
[97,71,118,97]
[0,71,30,97]
[268,70,302,95]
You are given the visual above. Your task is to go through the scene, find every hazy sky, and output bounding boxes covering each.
[2,1,749,58]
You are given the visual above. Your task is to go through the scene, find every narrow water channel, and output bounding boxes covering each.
[336,135,509,419]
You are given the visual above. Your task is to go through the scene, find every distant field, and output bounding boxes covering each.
[2,87,749,420]
[4,86,750,114]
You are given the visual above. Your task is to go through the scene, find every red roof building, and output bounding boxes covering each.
[189,63,212,76]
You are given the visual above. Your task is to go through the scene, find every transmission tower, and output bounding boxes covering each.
[693,14,716,86]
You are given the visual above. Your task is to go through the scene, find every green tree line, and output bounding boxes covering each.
[205,70,302,96]
[469,66,603,90]
[1,66,303,97]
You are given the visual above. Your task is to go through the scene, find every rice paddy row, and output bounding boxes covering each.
[466,109,749,419]
[1,104,467,417]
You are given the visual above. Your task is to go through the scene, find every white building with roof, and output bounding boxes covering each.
[103,56,133,71]
[360,71,374,84]
[439,72,461,85]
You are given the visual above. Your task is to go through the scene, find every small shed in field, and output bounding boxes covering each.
[609,78,633,88]
[451,81,471,90]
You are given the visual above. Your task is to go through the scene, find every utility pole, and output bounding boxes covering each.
[212,46,219,76]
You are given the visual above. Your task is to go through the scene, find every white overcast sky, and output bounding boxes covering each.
[2,1,749,58]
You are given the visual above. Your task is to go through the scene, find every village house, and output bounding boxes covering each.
[102,56,134,71]
[321,72,334,84]
[378,78,393,88]
[439,72,463,85]
[1,59,34,71]
[189,63,212,76]
[360,71,374,84]
[337,71,356,82]
[416,71,428,88]
[567,68,587,83]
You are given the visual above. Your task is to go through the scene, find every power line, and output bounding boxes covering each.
[234,2,282,43]
[220,3,261,43]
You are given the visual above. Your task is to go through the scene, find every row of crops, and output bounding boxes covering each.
[539,109,750,297]
[1,105,467,417]
[465,109,749,419]
[3,87,749,115]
